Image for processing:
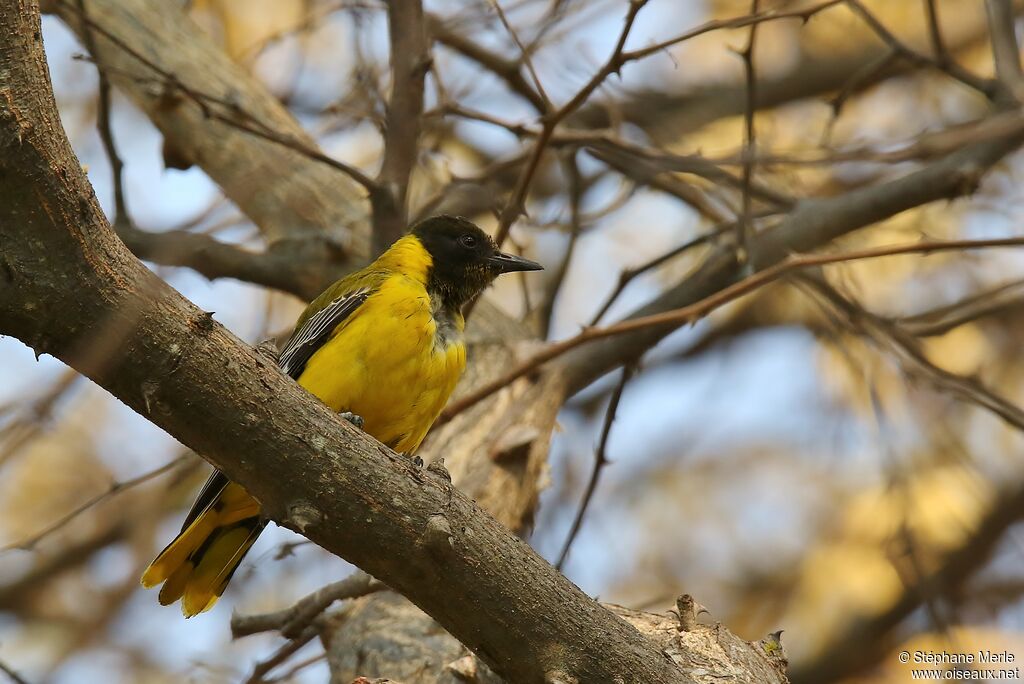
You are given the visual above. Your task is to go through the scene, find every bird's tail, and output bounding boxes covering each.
[141,481,264,617]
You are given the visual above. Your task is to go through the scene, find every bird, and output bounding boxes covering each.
[140,215,543,616]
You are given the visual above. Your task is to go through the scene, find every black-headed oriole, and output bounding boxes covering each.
[141,215,542,616]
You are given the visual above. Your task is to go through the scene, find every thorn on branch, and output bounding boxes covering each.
[193,310,216,333]
[421,513,455,559]
[759,629,788,668]
[676,594,697,632]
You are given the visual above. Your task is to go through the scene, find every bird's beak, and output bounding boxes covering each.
[488,251,543,273]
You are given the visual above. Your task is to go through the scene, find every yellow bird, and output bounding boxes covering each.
[141,215,542,616]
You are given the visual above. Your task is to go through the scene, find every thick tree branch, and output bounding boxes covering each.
[116,224,348,301]
[372,0,428,255]
[0,4,783,682]
[574,5,1004,141]
[985,0,1024,101]
[51,0,368,253]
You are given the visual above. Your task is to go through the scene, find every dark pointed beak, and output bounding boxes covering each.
[488,251,543,274]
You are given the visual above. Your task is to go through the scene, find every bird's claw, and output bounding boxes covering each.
[412,455,424,468]
[339,412,364,430]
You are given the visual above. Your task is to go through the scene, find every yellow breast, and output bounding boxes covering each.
[296,273,466,454]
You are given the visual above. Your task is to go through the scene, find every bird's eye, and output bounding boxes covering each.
[459,234,477,249]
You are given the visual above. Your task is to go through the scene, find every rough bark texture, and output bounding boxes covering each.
[322,594,789,684]
[321,592,507,684]
[0,3,784,682]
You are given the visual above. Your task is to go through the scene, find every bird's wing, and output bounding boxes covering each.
[179,286,373,531]
[278,286,372,379]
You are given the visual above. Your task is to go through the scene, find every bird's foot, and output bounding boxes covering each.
[412,455,424,468]
[339,412,364,430]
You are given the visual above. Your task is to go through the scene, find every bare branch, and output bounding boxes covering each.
[899,278,1024,336]
[0,658,30,684]
[493,0,650,248]
[845,0,997,96]
[231,571,385,639]
[116,224,349,300]
[51,0,370,253]
[621,0,842,64]
[985,0,1024,101]
[560,132,1024,396]
[736,0,761,262]
[440,235,1024,423]
[0,455,189,552]
[427,13,547,112]
[488,0,552,111]
[556,363,635,570]
[373,0,428,254]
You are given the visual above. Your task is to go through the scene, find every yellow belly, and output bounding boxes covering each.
[296,275,466,454]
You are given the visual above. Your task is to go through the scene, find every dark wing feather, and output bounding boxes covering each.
[179,469,230,532]
[278,287,371,379]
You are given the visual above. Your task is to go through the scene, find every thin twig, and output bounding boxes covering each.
[589,146,731,223]
[439,236,1024,424]
[0,659,29,684]
[588,222,735,327]
[822,46,899,142]
[489,0,552,111]
[572,132,794,208]
[57,0,379,191]
[265,652,327,683]
[242,625,319,684]
[622,0,842,63]
[736,0,760,264]
[427,13,546,112]
[540,152,584,338]
[845,0,997,97]
[231,570,384,639]
[492,0,649,248]
[800,275,1024,435]
[1,456,188,552]
[77,0,128,227]
[898,277,1024,337]
[556,363,635,570]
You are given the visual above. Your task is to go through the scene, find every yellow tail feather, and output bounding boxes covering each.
[142,481,264,617]
[141,512,217,589]
[158,561,194,606]
[181,524,261,617]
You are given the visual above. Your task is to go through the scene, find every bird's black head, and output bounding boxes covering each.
[412,215,542,309]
